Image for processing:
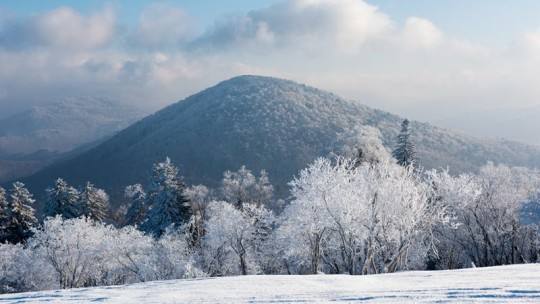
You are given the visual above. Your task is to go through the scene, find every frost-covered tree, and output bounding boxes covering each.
[392,119,416,167]
[25,216,203,290]
[30,216,120,289]
[426,163,540,269]
[0,187,8,242]
[221,166,274,208]
[79,182,109,222]
[202,201,258,275]
[124,184,147,227]
[338,125,393,166]
[278,157,445,275]
[0,243,56,293]
[276,159,336,274]
[241,203,276,273]
[44,178,81,219]
[28,215,134,288]
[152,228,206,280]
[109,225,204,283]
[184,185,212,248]
[141,158,191,237]
[1,182,38,244]
[424,169,482,269]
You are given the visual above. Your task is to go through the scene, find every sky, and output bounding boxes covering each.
[1,0,540,143]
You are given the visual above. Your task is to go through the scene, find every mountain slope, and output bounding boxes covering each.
[0,97,145,155]
[20,76,540,204]
[0,97,146,182]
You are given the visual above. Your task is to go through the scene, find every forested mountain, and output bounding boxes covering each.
[19,75,540,205]
[0,98,145,182]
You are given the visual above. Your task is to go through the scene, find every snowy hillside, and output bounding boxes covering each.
[0,97,145,155]
[21,75,540,203]
[1,264,539,303]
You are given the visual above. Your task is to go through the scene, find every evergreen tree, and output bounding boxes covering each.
[124,184,147,227]
[44,178,81,219]
[79,182,109,222]
[0,187,9,242]
[141,157,191,237]
[1,182,37,244]
[392,119,416,167]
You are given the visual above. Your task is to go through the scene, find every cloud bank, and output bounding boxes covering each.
[0,0,540,140]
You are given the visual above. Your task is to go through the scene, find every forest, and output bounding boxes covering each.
[1,120,539,293]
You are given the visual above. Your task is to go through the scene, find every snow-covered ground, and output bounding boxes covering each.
[1,264,539,303]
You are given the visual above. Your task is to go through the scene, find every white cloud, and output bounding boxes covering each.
[130,4,194,49]
[2,0,540,144]
[0,7,115,50]
[401,17,443,49]
[196,0,392,51]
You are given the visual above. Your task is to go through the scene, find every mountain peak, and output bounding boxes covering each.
[19,77,540,206]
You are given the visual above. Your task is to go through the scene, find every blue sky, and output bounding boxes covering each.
[3,0,540,47]
[1,1,278,27]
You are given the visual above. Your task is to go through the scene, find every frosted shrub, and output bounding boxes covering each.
[0,243,56,293]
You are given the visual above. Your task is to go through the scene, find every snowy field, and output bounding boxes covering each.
[1,264,540,303]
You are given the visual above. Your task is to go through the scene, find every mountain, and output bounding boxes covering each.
[19,76,540,207]
[434,106,540,146]
[0,97,145,154]
[0,97,146,182]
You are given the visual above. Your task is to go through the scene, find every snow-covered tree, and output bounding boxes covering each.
[278,157,445,275]
[152,228,206,280]
[30,216,117,289]
[0,187,8,242]
[124,184,147,227]
[1,182,38,244]
[221,166,274,208]
[392,119,416,167]
[108,224,204,283]
[253,170,274,207]
[425,163,540,268]
[338,125,393,166]
[460,163,537,267]
[424,169,482,269]
[141,158,191,237]
[241,203,276,273]
[202,201,257,275]
[0,243,56,293]
[79,182,109,222]
[276,158,337,274]
[44,178,80,219]
[184,185,212,248]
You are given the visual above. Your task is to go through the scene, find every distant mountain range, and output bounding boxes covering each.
[16,76,540,208]
[0,97,145,182]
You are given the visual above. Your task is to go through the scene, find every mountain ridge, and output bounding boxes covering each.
[0,97,146,183]
[17,75,540,207]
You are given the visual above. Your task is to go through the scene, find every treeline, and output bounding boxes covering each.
[1,121,540,293]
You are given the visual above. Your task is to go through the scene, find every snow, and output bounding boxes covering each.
[1,264,539,303]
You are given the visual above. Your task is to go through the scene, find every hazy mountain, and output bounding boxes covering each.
[434,106,540,146]
[0,97,145,154]
[19,76,540,206]
[0,97,145,182]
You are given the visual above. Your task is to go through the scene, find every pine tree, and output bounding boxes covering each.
[0,187,9,242]
[392,119,416,167]
[124,184,147,227]
[44,178,81,219]
[79,182,109,222]
[1,182,37,244]
[141,157,191,237]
